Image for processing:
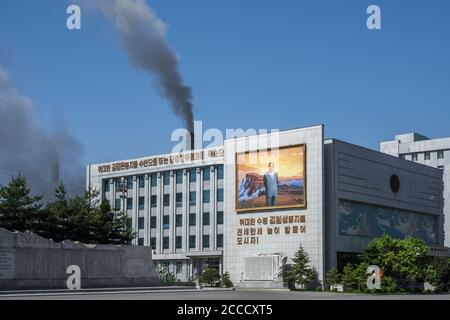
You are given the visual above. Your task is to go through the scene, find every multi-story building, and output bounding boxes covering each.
[87,126,445,287]
[380,133,450,246]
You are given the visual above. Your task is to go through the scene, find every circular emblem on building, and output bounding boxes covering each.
[390,174,400,193]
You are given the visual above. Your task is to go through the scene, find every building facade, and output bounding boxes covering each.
[86,126,445,287]
[380,133,450,246]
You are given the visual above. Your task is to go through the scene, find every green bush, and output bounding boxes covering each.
[315,286,322,292]
[201,267,221,286]
[220,272,233,288]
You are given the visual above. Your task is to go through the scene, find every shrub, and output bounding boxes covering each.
[220,272,233,288]
[315,286,322,292]
[201,267,221,286]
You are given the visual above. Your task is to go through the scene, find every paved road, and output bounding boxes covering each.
[1,288,450,300]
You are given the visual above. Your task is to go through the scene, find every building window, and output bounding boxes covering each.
[176,236,182,249]
[176,261,183,274]
[150,216,157,228]
[138,196,145,210]
[115,199,121,210]
[115,178,121,191]
[189,235,196,249]
[137,238,144,246]
[202,235,210,249]
[176,214,183,227]
[138,217,145,229]
[217,188,224,202]
[203,190,210,203]
[163,237,169,249]
[217,165,224,179]
[151,174,157,187]
[163,194,170,206]
[163,172,170,185]
[400,154,405,160]
[176,193,183,207]
[103,179,110,192]
[189,213,196,226]
[127,198,133,210]
[217,211,224,225]
[217,234,223,248]
[412,153,418,161]
[425,152,431,160]
[163,215,170,229]
[438,165,444,170]
[203,167,210,181]
[189,191,196,206]
[150,195,157,208]
[189,168,196,182]
[139,175,145,188]
[176,170,183,184]
[202,212,210,226]
[127,176,133,189]
[438,150,444,159]
[150,237,156,249]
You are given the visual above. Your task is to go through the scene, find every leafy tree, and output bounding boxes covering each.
[201,267,221,286]
[157,266,177,283]
[324,268,341,290]
[284,245,317,290]
[220,272,233,288]
[425,256,450,292]
[0,175,42,232]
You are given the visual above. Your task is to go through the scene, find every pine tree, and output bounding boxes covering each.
[0,175,42,232]
[284,245,318,290]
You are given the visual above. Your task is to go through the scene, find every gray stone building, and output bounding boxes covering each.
[86,125,445,287]
[380,133,450,246]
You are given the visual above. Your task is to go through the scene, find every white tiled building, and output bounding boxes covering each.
[86,126,445,287]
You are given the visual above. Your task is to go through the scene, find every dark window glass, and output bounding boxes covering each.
[163,172,170,185]
[189,191,196,206]
[115,199,121,210]
[127,198,133,210]
[189,213,196,226]
[150,237,156,249]
[103,179,110,192]
[163,215,170,229]
[176,170,183,184]
[203,190,210,203]
[189,168,196,182]
[425,152,431,160]
[150,216,157,228]
[202,235,210,248]
[189,235,196,249]
[150,195,157,208]
[176,236,182,249]
[217,188,224,202]
[138,217,145,229]
[163,237,169,249]
[151,174,157,187]
[203,167,210,181]
[203,212,210,226]
[176,193,183,207]
[127,176,133,189]
[115,178,121,191]
[139,175,145,188]
[438,150,444,159]
[217,234,223,248]
[163,194,170,206]
[176,214,182,227]
[412,153,418,161]
[138,197,145,210]
[217,211,224,225]
[217,165,224,179]
[138,238,144,246]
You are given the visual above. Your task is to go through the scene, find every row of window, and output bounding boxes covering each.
[137,234,224,249]
[405,150,446,162]
[116,189,224,210]
[138,211,224,229]
[103,165,224,192]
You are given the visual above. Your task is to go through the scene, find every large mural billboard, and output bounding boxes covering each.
[339,199,438,245]
[235,144,306,212]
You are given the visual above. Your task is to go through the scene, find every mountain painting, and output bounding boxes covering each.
[236,144,306,212]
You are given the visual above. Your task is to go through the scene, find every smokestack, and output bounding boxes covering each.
[186,131,195,151]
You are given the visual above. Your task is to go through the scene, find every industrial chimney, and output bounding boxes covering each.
[186,131,195,151]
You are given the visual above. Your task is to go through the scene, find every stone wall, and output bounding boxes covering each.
[0,228,161,290]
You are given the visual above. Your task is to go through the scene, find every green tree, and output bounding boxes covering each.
[324,268,341,290]
[201,267,221,286]
[0,175,42,232]
[425,256,450,292]
[220,272,233,288]
[284,245,318,290]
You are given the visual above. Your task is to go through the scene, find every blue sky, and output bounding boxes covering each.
[1,0,449,165]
